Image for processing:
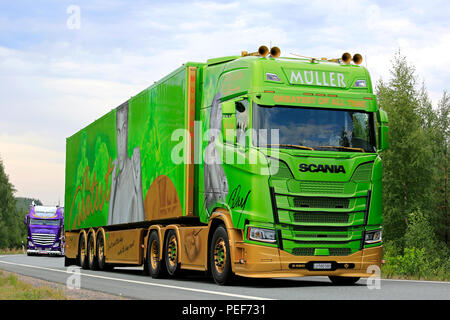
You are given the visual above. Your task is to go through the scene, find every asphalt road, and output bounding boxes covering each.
[0,254,448,300]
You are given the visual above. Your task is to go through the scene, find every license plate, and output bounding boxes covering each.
[313,262,332,270]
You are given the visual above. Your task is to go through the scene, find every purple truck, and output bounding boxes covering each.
[24,204,65,256]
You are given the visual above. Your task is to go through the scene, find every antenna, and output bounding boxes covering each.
[290,52,317,63]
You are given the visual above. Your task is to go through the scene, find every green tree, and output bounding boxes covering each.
[376,51,435,247]
[0,156,22,248]
[434,91,450,245]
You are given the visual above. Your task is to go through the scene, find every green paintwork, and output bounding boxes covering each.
[65,53,386,259]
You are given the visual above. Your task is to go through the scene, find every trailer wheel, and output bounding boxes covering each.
[147,231,166,278]
[328,276,360,285]
[78,234,88,269]
[87,233,98,270]
[164,230,180,277]
[96,232,106,270]
[210,225,233,285]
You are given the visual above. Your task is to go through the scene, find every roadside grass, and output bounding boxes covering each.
[0,248,25,255]
[0,269,66,300]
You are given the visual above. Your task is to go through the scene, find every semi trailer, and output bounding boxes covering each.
[64,46,389,285]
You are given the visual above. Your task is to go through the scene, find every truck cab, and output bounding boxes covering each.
[199,50,389,282]
[25,205,65,256]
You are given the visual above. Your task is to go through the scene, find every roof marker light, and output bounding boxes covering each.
[266,73,281,81]
[354,80,367,88]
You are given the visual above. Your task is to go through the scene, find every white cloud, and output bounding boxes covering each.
[0,139,65,205]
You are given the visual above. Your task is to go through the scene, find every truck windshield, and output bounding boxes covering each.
[30,218,60,226]
[252,103,376,152]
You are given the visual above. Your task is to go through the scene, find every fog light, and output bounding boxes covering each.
[248,227,276,243]
[365,229,382,244]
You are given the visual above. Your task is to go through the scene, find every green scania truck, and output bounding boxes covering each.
[64,46,388,285]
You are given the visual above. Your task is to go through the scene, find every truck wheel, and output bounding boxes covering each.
[329,276,360,285]
[78,235,88,269]
[210,225,233,285]
[164,230,180,277]
[96,232,106,270]
[147,231,166,278]
[87,233,98,270]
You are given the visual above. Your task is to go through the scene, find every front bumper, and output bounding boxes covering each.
[233,242,382,278]
[27,249,63,256]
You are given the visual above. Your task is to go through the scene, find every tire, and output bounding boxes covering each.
[164,230,180,277]
[210,225,233,285]
[329,276,360,285]
[87,233,98,270]
[96,232,107,270]
[146,231,166,278]
[78,234,88,269]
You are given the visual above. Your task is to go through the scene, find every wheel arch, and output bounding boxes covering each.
[206,209,240,274]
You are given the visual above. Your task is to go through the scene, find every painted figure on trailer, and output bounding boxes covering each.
[108,102,145,224]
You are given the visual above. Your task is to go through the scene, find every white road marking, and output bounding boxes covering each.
[380,278,450,285]
[0,259,273,300]
[304,275,449,285]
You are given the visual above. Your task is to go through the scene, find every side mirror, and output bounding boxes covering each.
[24,215,29,226]
[377,109,389,152]
[222,100,236,144]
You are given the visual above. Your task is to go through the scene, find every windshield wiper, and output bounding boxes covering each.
[315,145,365,153]
[260,144,314,151]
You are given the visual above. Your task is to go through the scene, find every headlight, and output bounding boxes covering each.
[53,242,60,248]
[365,229,382,244]
[248,227,277,243]
[28,241,33,246]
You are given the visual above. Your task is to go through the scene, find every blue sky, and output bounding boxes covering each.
[1,0,449,204]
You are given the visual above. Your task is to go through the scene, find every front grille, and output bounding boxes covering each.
[293,226,347,232]
[31,233,56,245]
[351,162,374,182]
[291,247,352,256]
[293,197,349,209]
[329,248,352,256]
[293,212,349,224]
[295,233,348,238]
[292,248,315,256]
[298,181,345,194]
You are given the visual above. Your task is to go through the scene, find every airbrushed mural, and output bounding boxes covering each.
[65,68,188,231]
[204,92,229,215]
[107,102,145,225]
[65,64,246,231]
